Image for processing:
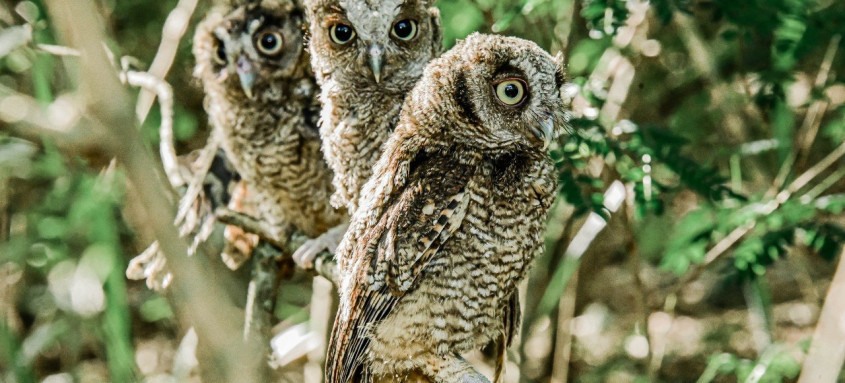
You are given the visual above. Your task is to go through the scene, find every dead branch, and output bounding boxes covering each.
[772,34,842,191]
[135,0,199,124]
[798,246,845,382]
[121,70,183,187]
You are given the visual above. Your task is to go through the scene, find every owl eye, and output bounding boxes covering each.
[494,79,528,106]
[391,19,418,41]
[330,23,356,45]
[214,42,227,64]
[255,30,284,56]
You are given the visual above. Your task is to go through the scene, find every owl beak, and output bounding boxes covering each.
[236,56,256,99]
[530,118,555,151]
[368,44,384,83]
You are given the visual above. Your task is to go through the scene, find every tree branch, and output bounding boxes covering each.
[43,2,268,382]
[121,70,183,187]
[798,246,845,383]
[215,208,339,285]
[134,0,199,124]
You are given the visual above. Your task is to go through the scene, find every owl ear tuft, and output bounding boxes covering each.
[428,7,443,55]
[453,69,480,126]
[553,51,566,90]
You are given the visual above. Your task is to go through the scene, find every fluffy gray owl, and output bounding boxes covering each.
[304,0,442,213]
[193,0,346,265]
[291,0,442,267]
[326,33,568,383]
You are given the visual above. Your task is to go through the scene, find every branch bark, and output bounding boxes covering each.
[215,208,339,285]
[797,247,845,383]
[134,0,199,124]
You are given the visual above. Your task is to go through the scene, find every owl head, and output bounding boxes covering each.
[305,0,442,88]
[193,0,309,100]
[410,33,568,153]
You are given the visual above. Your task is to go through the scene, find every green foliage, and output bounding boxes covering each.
[1,141,137,381]
[697,346,801,383]
[581,0,629,35]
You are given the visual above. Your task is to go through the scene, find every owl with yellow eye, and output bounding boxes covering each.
[325,33,568,383]
[292,0,443,269]
[193,0,346,267]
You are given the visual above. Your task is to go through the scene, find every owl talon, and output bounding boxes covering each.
[221,224,259,270]
[293,223,348,269]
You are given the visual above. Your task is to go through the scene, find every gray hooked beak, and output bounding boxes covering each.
[368,44,384,83]
[236,55,256,99]
[530,118,555,151]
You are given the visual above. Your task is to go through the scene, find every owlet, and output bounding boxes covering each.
[303,0,442,214]
[326,33,568,383]
[193,0,346,267]
[292,0,442,267]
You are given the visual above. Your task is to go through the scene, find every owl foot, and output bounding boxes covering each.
[292,223,348,269]
[126,241,173,291]
[221,224,259,270]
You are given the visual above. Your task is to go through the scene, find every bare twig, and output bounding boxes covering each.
[135,0,199,124]
[306,276,336,383]
[549,270,578,383]
[35,43,80,56]
[673,13,717,83]
[798,246,845,383]
[803,166,845,201]
[175,139,219,224]
[121,70,184,187]
[771,35,842,193]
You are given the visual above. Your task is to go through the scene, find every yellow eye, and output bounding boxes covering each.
[255,30,284,56]
[495,79,527,106]
[391,19,418,41]
[330,23,356,45]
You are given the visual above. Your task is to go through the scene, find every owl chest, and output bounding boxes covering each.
[320,90,400,165]
[423,171,552,304]
[218,111,301,178]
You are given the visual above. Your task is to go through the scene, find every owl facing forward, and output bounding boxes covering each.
[193,0,345,265]
[304,0,442,215]
[326,33,568,383]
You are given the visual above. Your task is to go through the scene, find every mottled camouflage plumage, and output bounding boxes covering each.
[193,0,345,255]
[304,0,442,214]
[327,34,568,383]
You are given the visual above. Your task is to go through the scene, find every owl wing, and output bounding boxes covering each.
[327,146,475,383]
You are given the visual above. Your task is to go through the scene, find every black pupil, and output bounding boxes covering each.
[504,83,519,98]
[394,20,412,38]
[335,25,353,41]
[216,45,226,61]
[260,33,277,50]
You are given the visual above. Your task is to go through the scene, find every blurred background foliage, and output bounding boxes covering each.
[1,0,845,382]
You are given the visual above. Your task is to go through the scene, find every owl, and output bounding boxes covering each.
[303,0,442,215]
[193,0,346,264]
[325,33,568,383]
